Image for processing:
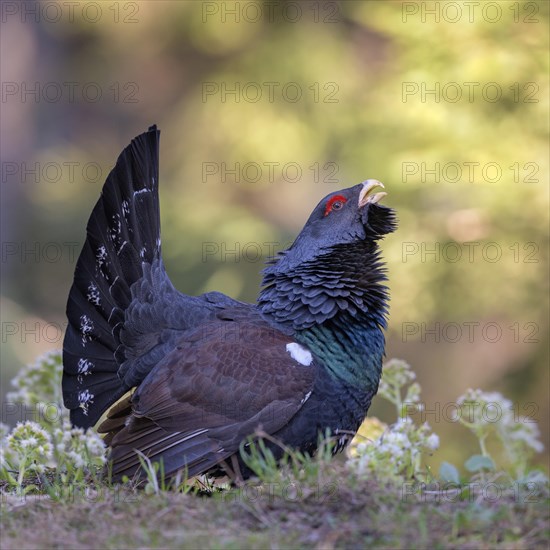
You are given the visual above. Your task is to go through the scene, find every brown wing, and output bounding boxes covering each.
[99,319,315,480]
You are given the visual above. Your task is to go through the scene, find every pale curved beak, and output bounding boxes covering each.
[358,179,387,208]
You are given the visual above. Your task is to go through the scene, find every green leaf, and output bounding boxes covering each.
[439,461,460,484]
[464,455,495,472]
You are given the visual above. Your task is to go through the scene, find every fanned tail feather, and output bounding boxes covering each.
[62,126,161,428]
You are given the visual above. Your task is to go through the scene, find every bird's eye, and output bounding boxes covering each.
[324,195,348,216]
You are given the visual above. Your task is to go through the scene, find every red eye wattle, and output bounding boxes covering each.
[324,195,348,216]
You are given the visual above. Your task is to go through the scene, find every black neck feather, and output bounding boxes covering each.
[257,240,390,331]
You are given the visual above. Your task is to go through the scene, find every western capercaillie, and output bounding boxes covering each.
[62,125,397,481]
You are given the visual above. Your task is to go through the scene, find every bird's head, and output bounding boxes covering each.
[265,180,396,274]
[259,180,397,329]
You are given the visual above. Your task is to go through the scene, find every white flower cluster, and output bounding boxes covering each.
[52,417,106,469]
[457,388,513,426]
[3,421,53,474]
[351,418,440,481]
[505,418,544,454]
[378,359,424,417]
[457,388,544,451]
[457,388,544,477]
[1,350,106,483]
[379,358,417,390]
[349,360,546,485]
[6,349,63,407]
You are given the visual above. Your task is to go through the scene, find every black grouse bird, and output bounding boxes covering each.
[62,126,396,481]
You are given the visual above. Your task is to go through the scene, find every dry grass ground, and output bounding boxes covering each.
[1,462,548,550]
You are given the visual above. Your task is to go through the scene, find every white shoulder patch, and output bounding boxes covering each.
[286,342,313,366]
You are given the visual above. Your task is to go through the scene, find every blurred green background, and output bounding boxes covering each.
[1,1,548,471]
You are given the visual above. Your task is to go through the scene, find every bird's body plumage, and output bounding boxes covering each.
[62,126,396,481]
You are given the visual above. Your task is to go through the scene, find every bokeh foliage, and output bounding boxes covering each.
[1,1,548,470]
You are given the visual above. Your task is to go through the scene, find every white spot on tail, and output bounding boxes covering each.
[87,282,100,306]
[77,358,94,375]
[96,245,107,270]
[110,213,122,242]
[79,315,94,345]
[286,342,313,366]
[78,390,94,416]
